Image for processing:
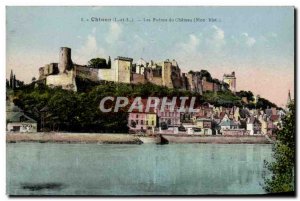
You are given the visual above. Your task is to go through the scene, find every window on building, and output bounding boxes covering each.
[136,114,138,118]
[131,120,136,128]
[12,126,20,132]
[152,121,154,125]
[141,120,144,125]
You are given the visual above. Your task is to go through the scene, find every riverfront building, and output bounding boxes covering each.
[6,101,37,133]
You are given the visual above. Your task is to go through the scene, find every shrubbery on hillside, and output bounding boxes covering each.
[11,78,277,132]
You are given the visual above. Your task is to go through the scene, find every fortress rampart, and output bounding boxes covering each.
[37,47,234,94]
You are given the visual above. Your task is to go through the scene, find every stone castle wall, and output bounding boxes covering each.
[75,66,99,82]
[46,70,77,91]
[38,47,232,95]
[131,73,146,84]
[98,67,116,82]
[149,77,163,86]
[202,80,214,92]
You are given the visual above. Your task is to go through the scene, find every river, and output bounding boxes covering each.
[6,143,273,195]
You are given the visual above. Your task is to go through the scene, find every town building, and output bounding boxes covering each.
[219,114,240,133]
[6,101,37,133]
[247,117,262,135]
[157,104,181,127]
[128,112,147,132]
[127,99,157,133]
[195,118,213,135]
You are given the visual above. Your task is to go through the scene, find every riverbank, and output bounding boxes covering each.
[6,132,274,144]
[160,135,273,144]
[6,133,143,144]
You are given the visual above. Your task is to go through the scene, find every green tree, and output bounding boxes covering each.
[263,101,295,193]
[199,70,212,81]
[88,58,108,69]
[236,90,254,102]
[107,56,111,68]
[256,97,277,109]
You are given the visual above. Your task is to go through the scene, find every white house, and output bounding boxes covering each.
[218,114,240,133]
[246,116,262,135]
[6,101,37,133]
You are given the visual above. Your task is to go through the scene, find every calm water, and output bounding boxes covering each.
[7,143,273,195]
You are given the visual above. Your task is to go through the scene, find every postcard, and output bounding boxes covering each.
[6,6,295,196]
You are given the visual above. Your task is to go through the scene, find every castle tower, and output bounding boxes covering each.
[115,56,133,83]
[162,60,173,88]
[223,71,236,92]
[58,47,73,74]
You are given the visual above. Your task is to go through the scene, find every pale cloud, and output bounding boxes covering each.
[172,26,226,70]
[74,23,122,64]
[178,34,200,53]
[92,27,97,34]
[74,28,106,65]
[210,25,225,41]
[258,32,278,46]
[206,25,225,46]
[131,34,148,57]
[241,33,256,47]
[228,32,256,49]
[106,22,122,44]
[174,34,202,70]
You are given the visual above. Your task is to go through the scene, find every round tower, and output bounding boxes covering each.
[58,47,73,73]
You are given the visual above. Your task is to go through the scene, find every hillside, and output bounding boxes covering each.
[8,78,277,132]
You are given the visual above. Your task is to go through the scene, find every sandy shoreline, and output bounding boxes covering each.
[160,135,273,144]
[6,133,143,144]
[6,132,274,144]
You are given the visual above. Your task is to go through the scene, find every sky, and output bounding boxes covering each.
[6,6,294,107]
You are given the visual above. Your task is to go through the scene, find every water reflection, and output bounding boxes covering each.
[7,143,273,195]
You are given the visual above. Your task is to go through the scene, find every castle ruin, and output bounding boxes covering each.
[223,71,237,93]
[38,47,235,94]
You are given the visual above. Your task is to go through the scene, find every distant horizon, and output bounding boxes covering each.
[6,6,294,107]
